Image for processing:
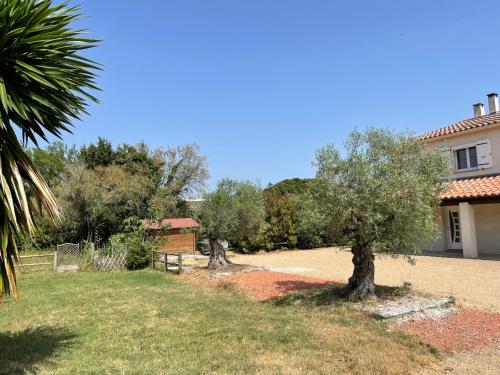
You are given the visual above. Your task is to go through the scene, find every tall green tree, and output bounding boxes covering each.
[264,178,332,249]
[315,128,450,300]
[80,137,114,169]
[26,141,78,187]
[0,0,99,299]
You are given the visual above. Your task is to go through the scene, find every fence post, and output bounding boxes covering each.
[164,253,168,273]
[177,254,182,274]
[151,250,155,269]
[53,251,58,271]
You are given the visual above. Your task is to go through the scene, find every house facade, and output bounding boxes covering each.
[419,93,500,258]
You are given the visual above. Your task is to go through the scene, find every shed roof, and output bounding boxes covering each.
[142,218,200,230]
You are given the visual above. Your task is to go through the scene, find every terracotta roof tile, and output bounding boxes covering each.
[418,112,500,141]
[142,218,200,230]
[441,175,500,200]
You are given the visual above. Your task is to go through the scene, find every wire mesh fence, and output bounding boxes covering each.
[51,242,128,272]
[55,243,80,272]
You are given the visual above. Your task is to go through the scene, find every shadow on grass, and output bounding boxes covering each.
[272,280,342,298]
[0,326,76,375]
[272,282,412,307]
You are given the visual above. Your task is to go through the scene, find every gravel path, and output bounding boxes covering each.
[230,247,500,311]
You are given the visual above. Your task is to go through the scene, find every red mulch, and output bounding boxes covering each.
[222,270,338,301]
[222,270,500,353]
[402,309,500,353]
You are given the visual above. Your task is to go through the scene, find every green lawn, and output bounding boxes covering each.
[0,270,436,374]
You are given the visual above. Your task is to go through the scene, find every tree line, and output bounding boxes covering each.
[22,138,335,253]
[20,138,207,246]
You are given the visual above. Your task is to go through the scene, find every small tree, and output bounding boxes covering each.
[315,128,450,300]
[200,179,266,269]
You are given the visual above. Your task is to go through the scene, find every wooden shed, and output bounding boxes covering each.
[142,218,200,254]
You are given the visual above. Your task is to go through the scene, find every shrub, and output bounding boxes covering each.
[109,217,158,270]
[125,244,151,270]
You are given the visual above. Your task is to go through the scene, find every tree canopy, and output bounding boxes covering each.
[315,128,450,300]
[266,178,321,196]
[199,179,266,269]
[20,139,210,247]
[264,178,332,249]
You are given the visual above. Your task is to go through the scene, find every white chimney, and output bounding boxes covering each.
[487,93,499,114]
[473,103,485,117]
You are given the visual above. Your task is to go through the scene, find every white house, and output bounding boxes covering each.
[419,93,500,258]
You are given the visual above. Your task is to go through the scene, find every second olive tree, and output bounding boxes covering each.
[200,179,267,269]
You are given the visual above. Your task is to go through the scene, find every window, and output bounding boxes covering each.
[454,146,478,171]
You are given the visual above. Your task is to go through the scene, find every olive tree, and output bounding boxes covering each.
[199,179,266,269]
[315,128,450,300]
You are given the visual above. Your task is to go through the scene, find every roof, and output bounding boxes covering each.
[142,218,200,230]
[418,112,500,141]
[441,175,500,201]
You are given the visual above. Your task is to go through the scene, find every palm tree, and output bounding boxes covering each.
[0,0,99,300]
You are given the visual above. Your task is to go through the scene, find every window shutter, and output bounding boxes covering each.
[441,145,453,171]
[476,139,493,169]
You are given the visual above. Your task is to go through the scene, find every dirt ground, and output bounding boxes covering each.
[229,247,500,312]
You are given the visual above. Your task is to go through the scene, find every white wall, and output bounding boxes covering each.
[425,203,500,255]
[425,125,500,178]
[474,203,500,255]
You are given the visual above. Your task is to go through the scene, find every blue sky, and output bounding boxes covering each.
[55,0,500,188]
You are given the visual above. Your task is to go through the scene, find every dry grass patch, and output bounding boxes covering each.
[0,270,440,374]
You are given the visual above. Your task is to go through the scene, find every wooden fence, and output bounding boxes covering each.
[16,253,57,270]
[91,250,127,272]
[151,250,183,274]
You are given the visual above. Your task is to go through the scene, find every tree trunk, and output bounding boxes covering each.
[207,239,231,270]
[345,243,375,300]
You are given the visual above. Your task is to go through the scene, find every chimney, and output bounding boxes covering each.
[487,93,499,114]
[473,103,485,117]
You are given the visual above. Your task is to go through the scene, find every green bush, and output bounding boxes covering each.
[295,193,327,249]
[109,217,158,270]
[264,191,299,249]
[263,181,334,250]
[126,244,151,270]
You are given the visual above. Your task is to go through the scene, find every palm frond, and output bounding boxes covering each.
[0,0,99,299]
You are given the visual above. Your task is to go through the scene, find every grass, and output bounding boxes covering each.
[0,270,437,374]
[15,251,56,275]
